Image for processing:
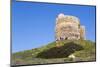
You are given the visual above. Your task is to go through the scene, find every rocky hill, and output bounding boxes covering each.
[12,40,96,66]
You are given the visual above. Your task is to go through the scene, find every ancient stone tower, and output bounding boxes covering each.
[55,13,85,42]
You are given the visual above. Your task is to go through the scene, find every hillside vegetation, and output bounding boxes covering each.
[12,40,96,66]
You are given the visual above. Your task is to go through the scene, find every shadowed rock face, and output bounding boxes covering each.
[36,42,84,58]
[55,13,85,41]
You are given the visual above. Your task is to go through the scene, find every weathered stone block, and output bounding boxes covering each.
[55,13,85,41]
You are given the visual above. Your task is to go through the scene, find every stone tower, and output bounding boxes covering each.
[55,13,85,42]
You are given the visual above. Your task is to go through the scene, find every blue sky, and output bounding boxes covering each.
[12,1,96,52]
